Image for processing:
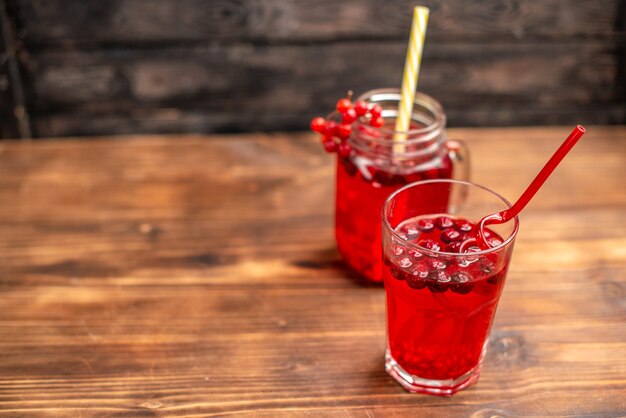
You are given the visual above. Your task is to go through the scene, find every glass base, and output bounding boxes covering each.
[385,348,483,396]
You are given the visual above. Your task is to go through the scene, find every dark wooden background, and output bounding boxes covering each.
[1,0,625,139]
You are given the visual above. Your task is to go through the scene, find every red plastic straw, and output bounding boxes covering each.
[480,125,586,231]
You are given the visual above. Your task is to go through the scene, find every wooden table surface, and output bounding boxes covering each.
[1,127,625,417]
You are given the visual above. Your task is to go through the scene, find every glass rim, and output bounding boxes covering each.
[382,179,520,257]
[354,88,446,139]
[326,110,444,154]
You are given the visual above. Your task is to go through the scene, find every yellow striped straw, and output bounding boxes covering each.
[394,6,429,151]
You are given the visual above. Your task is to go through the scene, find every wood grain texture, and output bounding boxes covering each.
[0,126,625,416]
[26,104,626,138]
[7,0,621,46]
[0,0,23,138]
[25,43,616,110]
[18,41,622,137]
[3,0,626,138]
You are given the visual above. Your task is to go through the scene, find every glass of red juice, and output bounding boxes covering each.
[381,179,519,396]
[334,89,469,283]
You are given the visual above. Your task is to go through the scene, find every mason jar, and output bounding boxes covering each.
[333,88,470,282]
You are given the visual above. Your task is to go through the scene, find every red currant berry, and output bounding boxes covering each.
[428,270,451,293]
[455,220,474,233]
[478,259,495,274]
[370,116,384,128]
[398,257,413,269]
[435,216,454,230]
[389,264,407,281]
[341,108,357,124]
[445,241,462,253]
[310,117,326,133]
[413,262,430,279]
[373,170,404,187]
[322,138,337,153]
[407,262,429,289]
[336,98,352,113]
[370,104,383,119]
[354,101,368,116]
[441,229,462,243]
[337,124,352,140]
[340,156,358,176]
[325,121,339,137]
[417,218,435,232]
[428,258,447,270]
[450,272,474,294]
[418,239,441,252]
[337,142,352,158]
[400,222,420,238]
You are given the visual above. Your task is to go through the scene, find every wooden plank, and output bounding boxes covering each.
[23,42,618,110]
[28,105,626,137]
[0,127,625,416]
[0,0,28,138]
[7,0,622,46]
[617,0,626,103]
[18,41,621,136]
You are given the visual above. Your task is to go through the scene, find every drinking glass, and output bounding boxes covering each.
[381,179,519,395]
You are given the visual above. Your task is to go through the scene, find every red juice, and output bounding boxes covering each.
[313,89,467,284]
[335,155,453,282]
[383,214,511,392]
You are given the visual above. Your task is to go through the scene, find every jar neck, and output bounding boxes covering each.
[346,89,447,165]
